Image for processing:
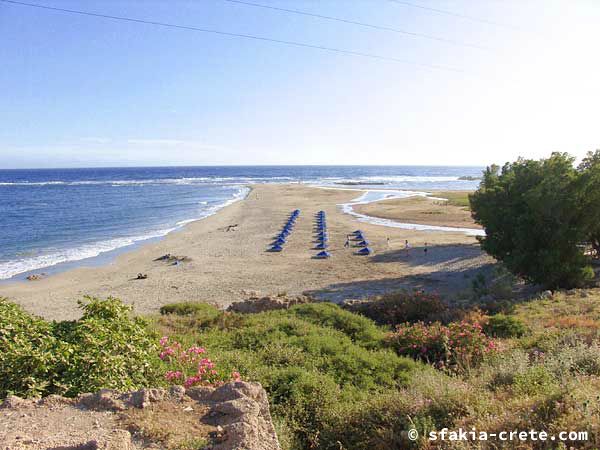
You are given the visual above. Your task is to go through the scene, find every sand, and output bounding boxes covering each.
[0,184,492,320]
[354,194,482,230]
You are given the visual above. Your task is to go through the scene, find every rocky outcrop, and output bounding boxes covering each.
[0,382,280,450]
[227,294,312,314]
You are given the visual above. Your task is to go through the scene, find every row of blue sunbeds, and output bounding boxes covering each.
[313,210,331,259]
[268,209,300,252]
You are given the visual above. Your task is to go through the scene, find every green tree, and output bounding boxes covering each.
[470,152,593,288]
[577,150,600,258]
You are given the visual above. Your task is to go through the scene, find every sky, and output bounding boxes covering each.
[1,0,599,168]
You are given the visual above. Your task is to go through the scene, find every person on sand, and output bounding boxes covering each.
[386,237,390,248]
[405,239,410,255]
[424,242,428,255]
[344,237,350,248]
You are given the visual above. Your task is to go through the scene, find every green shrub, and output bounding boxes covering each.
[0,297,162,399]
[543,341,600,379]
[159,301,220,319]
[484,314,527,338]
[320,369,490,450]
[477,349,530,391]
[513,366,558,396]
[155,305,418,449]
[346,290,451,326]
[386,321,495,372]
[290,302,385,348]
[0,298,64,397]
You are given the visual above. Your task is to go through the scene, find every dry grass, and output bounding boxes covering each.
[430,190,472,209]
[118,398,215,449]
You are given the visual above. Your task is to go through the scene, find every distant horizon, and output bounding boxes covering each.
[0,163,487,171]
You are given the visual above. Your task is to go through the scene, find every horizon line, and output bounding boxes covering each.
[0,163,487,170]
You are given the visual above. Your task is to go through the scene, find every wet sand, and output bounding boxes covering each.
[0,184,492,320]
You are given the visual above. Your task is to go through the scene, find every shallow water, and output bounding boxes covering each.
[338,190,485,237]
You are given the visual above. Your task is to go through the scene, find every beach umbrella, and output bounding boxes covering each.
[315,242,328,249]
[274,237,286,245]
[352,230,362,236]
[315,251,331,259]
[356,247,372,255]
[317,232,328,238]
[356,240,369,247]
[270,244,284,252]
[318,235,329,242]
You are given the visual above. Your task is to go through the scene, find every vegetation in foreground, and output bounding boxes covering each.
[0,296,162,398]
[3,289,600,449]
[155,291,600,450]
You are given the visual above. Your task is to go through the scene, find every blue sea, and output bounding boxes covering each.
[0,166,482,281]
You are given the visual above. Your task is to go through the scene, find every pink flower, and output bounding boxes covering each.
[159,336,169,347]
[184,375,202,388]
[159,347,175,360]
[187,346,206,355]
[165,370,182,381]
[231,371,241,382]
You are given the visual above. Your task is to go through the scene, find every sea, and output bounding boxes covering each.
[0,166,483,281]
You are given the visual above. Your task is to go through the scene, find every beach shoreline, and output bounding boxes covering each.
[0,184,491,320]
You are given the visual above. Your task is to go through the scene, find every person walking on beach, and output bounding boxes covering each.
[405,239,411,255]
[386,237,390,248]
[423,242,428,255]
[344,236,350,248]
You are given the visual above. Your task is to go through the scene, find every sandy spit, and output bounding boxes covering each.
[0,184,491,320]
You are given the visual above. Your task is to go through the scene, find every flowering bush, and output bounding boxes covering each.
[159,336,241,387]
[386,320,496,372]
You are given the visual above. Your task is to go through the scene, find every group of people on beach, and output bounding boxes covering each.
[343,235,428,256]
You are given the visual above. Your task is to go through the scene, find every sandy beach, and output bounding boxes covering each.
[0,184,492,320]
[354,193,482,230]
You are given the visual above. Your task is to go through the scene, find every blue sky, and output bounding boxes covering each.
[1,0,599,168]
